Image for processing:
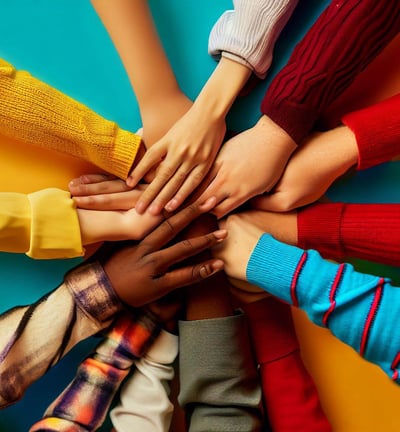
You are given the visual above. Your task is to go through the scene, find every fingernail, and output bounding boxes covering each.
[200,196,217,210]
[165,199,178,212]
[135,201,145,214]
[126,176,133,187]
[148,203,161,215]
[213,229,227,240]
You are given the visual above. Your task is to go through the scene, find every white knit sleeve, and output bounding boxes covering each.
[208,0,298,78]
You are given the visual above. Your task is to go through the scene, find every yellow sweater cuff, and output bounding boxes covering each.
[27,188,84,259]
[0,192,31,253]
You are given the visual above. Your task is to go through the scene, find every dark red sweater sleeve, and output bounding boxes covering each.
[298,202,400,267]
[261,0,400,144]
[342,93,400,170]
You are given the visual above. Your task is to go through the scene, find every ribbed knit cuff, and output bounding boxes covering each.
[342,93,400,170]
[109,127,142,179]
[208,0,298,78]
[261,97,318,144]
[247,234,303,305]
[297,202,345,261]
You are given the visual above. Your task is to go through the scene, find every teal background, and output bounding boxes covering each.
[0,1,398,430]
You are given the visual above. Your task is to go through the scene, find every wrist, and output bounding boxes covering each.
[195,57,252,119]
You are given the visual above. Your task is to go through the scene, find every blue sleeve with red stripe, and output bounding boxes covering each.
[246,234,400,383]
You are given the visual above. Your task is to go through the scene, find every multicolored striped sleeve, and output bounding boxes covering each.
[247,234,400,383]
[261,0,400,144]
[29,310,161,432]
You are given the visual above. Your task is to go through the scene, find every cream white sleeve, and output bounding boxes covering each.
[208,0,298,78]
[110,330,179,432]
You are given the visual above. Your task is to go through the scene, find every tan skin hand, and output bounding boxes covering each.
[130,58,252,216]
[196,115,297,219]
[101,197,226,307]
[251,126,359,212]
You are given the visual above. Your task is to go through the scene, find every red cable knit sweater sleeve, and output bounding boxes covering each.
[261,0,400,144]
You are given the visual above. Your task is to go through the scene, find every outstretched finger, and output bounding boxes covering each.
[73,189,143,210]
[165,165,208,212]
[127,147,165,189]
[154,229,227,271]
[69,177,130,197]
[153,259,225,297]
[142,197,217,251]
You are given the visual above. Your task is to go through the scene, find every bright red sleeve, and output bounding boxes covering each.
[243,297,331,431]
[298,202,400,267]
[261,0,400,144]
[342,93,400,170]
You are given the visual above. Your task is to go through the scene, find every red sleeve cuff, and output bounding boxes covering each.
[297,202,345,261]
[342,93,400,170]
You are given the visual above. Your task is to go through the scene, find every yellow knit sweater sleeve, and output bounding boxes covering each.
[0,59,141,179]
[0,189,83,259]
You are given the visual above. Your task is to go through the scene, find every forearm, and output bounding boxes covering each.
[261,0,400,144]
[91,0,180,111]
[209,0,298,78]
[191,56,251,123]
[0,262,121,407]
[247,234,400,383]
[0,59,140,178]
[298,203,400,267]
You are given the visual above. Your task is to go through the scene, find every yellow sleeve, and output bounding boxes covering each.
[0,58,142,179]
[0,189,84,259]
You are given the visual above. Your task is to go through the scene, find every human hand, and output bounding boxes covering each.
[213,212,264,281]
[101,197,226,307]
[69,174,143,210]
[251,126,358,212]
[127,104,226,215]
[196,115,297,219]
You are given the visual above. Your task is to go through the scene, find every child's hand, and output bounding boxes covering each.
[101,198,226,307]
[127,105,226,215]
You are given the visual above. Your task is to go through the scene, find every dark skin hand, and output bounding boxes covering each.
[101,197,226,307]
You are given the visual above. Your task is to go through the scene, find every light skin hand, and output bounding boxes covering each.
[213,212,263,281]
[251,126,359,212]
[129,57,252,216]
[69,174,145,210]
[196,115,297,219]
[77,206,163,245]
[101,197,226,307]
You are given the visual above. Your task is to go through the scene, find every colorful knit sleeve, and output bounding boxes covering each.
[0,188,83,259]
[0,262,122,408]
[298,202,400,267]
[0,58,141,179]
[342,93,400,170]
[29,310,161,432]
[261,0,400,144]
[208,0,298,78]
[247,234,400,384]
